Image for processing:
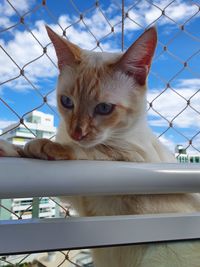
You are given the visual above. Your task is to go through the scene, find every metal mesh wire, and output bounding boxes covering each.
[0,0,200,266]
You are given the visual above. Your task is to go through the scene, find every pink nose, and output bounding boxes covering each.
[71,126,83,141]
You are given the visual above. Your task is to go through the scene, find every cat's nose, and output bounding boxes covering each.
[71,126,84,141]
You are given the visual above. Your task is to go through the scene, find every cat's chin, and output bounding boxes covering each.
[71,138,104,149]
[73,141,100,149]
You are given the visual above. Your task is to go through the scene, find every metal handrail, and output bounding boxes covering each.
[0,158,200,198]
[1,212,200,255]
[1,158,200,255]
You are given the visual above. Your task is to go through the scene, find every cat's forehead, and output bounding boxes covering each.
[57,49,139,106]
[58,50,122,96]
[81,50,121,66]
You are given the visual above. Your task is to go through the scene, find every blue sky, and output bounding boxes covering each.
[0,0,200,153]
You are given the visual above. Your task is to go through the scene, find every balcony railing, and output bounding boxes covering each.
[1,158,200,255]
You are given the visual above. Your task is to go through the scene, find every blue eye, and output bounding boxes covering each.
[94,103,115,115]
[60,95,74,109]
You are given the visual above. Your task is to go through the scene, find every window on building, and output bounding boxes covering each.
[26,115,41,124]
[36,130,43,138]
[40,199,49,204]
[18,128,29,133]
[20,200,33,206]
[39,207,52,213]
[179,156,188,163]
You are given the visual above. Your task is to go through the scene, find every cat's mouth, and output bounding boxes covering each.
[69,127,108,148]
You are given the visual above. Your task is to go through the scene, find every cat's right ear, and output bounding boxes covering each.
[45,25,81,71]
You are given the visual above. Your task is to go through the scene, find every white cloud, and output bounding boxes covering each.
[0,0,34,27]
[148,78,200,129]
[0,8,122,93]
[173,135,200,155]
[0,0,33,16]
[163,1,199,23]
[0,119,17,130]
[158,134,176,152]
[56,14,120,51]
[0,16,10,28]
[189,135,200,153]
[125,0,199,29]
[47,90,57,107]
[0,20,58,91]
[176,79,200,89]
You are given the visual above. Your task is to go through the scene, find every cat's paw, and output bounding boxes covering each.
[0,140,21,157]
[24,138,74,160]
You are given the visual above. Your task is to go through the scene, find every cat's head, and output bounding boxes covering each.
[46,26,157,148]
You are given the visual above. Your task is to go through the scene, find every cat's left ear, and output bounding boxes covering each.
[115,27,157,85]
[45,25,81,71]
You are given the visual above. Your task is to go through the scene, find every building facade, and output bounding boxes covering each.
[175,145,200,163]
[0,111,58,220]
[1,110,56,146]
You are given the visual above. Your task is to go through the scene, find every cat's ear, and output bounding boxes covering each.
[45,25,81,71]
[115,27,157,85]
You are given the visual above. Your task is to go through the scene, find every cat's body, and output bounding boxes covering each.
[57,110,200,267]
[1,26,200,266]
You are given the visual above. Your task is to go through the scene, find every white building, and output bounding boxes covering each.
[1,110,56,146]
[0,111,58,220]
[175,145,200,163]
[11,197,57,220]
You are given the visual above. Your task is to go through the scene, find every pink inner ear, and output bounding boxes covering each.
[54,44,75,71]
[116,27,157,85]
[137,36,157,69]
[46,26,77,71]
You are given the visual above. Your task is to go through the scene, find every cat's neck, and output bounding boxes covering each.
[125,114,150,139]
[104,115,153,151]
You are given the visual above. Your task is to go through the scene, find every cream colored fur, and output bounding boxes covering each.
[0,140,21,157]
[55,50,200,267]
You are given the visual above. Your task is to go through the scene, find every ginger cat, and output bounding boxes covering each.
[1,26,200,266]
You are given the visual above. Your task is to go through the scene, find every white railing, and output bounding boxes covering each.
[1,158,200,255]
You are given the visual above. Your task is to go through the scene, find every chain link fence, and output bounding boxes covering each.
[0,0,199,266]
